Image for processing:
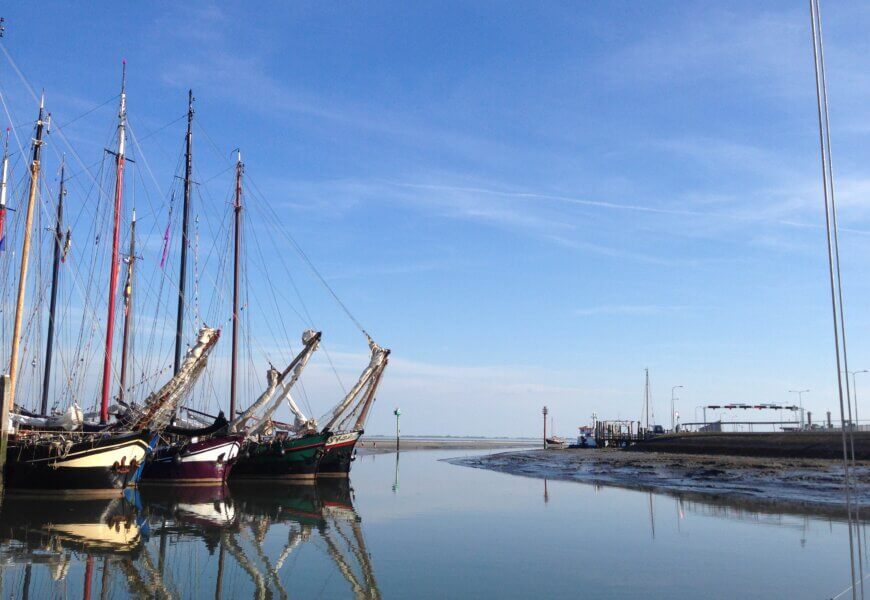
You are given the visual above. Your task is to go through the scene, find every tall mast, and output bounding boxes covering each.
[8,96,47,407]
[99,63,127,424]
[230,150,243,418]
[118,210,136,404]
[40,158,65,414]
[174,90,194,375]
[0,131,9,252]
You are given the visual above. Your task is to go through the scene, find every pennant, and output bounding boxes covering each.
[160,222,171,269]
[0,206,6,252]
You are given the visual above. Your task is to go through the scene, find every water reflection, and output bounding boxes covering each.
[0,482,379,599]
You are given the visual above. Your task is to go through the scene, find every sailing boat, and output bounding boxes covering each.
[317,338,390,477]
[229,329,328,480]
[140,92,243,485]
[3,82,154,492]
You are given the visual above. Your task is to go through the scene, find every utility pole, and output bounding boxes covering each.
[542,406,548,449]
[394,407,401,451]
[670,385,683,432]
[848,370,868,429]
[644,369,650,430]
[789,389,809,430]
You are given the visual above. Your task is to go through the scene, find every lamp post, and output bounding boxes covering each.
[789,390,809,429]
[542,406,548,450]
[671,385,683,432]
[847,370,868,429]
[394,407,401,451]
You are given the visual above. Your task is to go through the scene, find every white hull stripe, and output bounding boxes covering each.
[22,438,150,465]
[54,441,149,469]
[155,441,241,464]
[325,432,361,448]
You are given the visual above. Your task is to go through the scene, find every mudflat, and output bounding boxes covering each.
[448,448,870,518]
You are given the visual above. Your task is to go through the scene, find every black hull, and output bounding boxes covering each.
[3,430,152,491]
[318,435,360,477]
[230,433,327,481]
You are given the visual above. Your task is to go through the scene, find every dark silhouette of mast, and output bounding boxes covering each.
[118,210,136,404]
[99,64,127,424]
[40,159,65,414]
[174,90,194,375]
[230,150,243,418]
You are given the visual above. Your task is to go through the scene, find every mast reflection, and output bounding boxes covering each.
[0,482,380,599]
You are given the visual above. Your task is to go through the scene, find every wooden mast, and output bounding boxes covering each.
[174,90,194,375]
[8,95,47,408]
[230,150,243,418]
[40,158,65,414]
[99,63,127,424]
[118,209,136,404]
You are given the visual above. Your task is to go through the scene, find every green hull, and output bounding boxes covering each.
[229,432,328,481]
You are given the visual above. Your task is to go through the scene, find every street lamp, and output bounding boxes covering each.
[789,390,809,429]
[847,370,868,429]
[671,386,683,431]
[542,406,549,450]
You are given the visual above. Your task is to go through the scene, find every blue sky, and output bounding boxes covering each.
[4,1,870,437]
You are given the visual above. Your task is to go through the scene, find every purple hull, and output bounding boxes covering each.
[141,436,242,484]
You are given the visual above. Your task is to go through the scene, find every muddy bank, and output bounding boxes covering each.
[358,437,537,455]
[447,448,870,518]
[632,430,870,460]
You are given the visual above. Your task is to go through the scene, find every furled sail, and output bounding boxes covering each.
[124,327,220,432]
[231,329,321,437]
[11,403,84,431]
[231,367,280,434]
[347,350,390,432]
[322,338,389,432]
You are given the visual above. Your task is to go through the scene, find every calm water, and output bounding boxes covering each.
[0,448,860,598]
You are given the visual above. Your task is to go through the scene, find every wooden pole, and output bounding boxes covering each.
[8,99,46,414]
[118,211,136,404]
[83,554,95,600]
[99,64,127,424]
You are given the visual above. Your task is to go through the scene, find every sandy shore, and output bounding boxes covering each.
[357,437,537,455]
[447,448,870,518]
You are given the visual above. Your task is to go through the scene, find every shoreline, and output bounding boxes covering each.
[446,448,870,520]
[357,437,537,455]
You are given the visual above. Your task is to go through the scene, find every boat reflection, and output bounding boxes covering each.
[0,481,380,598]
[0,489,145,558]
